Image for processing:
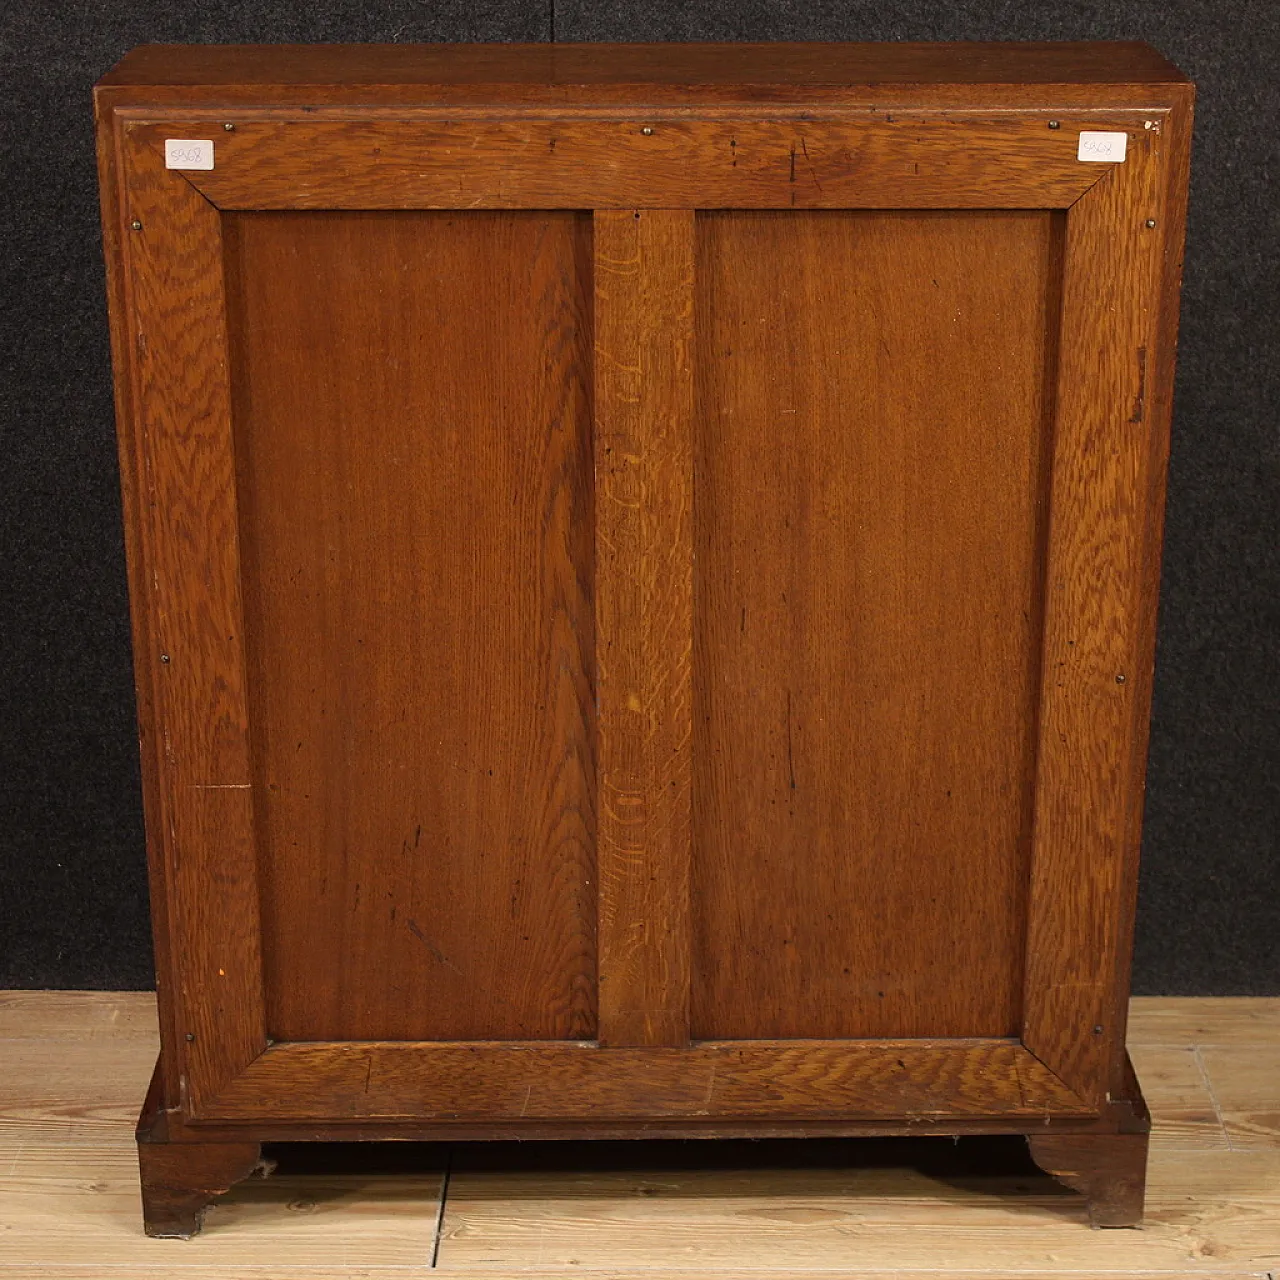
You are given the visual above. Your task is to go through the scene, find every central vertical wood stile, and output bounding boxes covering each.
[593,209,696,1048]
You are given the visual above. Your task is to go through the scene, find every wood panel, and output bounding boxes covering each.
[133,117,1129,212]
[594,210,695,1048]
[122,138,265,1112]
[95,104,184,1108]
[224,210,597,1043]
[1022,124,1174,1104]
[1109,89,1195,1090]
[200,1039,1089,1122]
[692,210,1060,1042]
[95,44,1193,1176]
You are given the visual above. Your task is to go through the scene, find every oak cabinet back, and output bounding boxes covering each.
[94,40,1192,1236]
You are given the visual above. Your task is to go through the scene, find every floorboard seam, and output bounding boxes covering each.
[430,1147,452,1268]
[1192,1042,1233,1150]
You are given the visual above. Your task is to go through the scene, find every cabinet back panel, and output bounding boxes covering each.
[225,210,597,1043]
[692,210,1059,1041]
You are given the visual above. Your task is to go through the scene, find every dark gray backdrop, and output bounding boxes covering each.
[1,2,1276,993]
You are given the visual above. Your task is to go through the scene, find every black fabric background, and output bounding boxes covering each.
[1,2,1275,993]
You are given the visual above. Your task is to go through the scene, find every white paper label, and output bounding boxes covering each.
[1077,131,1128,163]
[164,139,214,170]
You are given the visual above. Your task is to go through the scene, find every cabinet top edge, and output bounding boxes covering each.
[95,41,1192,103]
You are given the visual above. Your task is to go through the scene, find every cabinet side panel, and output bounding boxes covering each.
[226,210,597,1042]
[692,210,1058,1041]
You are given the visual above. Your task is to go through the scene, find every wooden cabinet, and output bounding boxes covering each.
[94,42,1193,1237]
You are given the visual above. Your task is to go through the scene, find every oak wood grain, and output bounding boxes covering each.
[594,210,695,1049]
[8,993,1267,1271]
[198,1039,1089,1123]
[93,44,1193,1226]
[1108,88,1197,1092]
[224,209,597,1043]
[94,105,184,1108]
[136,117,1130,212]
[692,209,1058,1042]
[1022,116,1181,1106]
[121,134,266,1114]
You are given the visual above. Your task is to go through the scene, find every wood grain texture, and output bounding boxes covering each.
[437,1151,1280,1272]
[0,1135,446,1265]
[1027,1130,1149,1227]
[1107,88,1196,1091]
[1127,997,1280,1047]
[7,993,1270,1271]
[0,990,158,1040]
[224,210,597,1043]
[1127,1045,1231,1150]
[94,104,185,1109]
[1022,113,1184,1105]
[1197,1047,1280,1149]
[692,210,1059,1042]
[594,210,694,1049]
[198,1040,1089,1123]
[136,118,1131,212]
[0,1039,156,1139]
[94,44,1193,1184]
[121,135,265,1114]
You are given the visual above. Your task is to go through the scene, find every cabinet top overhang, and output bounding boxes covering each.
[96,42,1190,110]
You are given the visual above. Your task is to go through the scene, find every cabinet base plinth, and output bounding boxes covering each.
[137,1070,272,1239]
[1027,1128,1150,1228]
[137,1139,271,1238]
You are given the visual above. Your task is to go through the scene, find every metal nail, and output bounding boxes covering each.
[223,122,235,131]
[1116,673,1126,683]
[130,219,142,231]
[160,653,171,664]
[1145,218,1157,228]
[1047,120,1061,130]
[185,1032,195,1041]
[641,126,654,136]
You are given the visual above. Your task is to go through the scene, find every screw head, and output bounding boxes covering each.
[1047,120,1061,130]
[641,126,654,136]
[130,219,142,231]
[160,653,171,664]
[1116,673,1126,684]
[1145,218,1158,228]
[1093,1024,1104,1035]
[223,121,235,131]
[185,1032,195,1042]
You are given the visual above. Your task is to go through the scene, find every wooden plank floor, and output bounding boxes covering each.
[0,993,1276,1277]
